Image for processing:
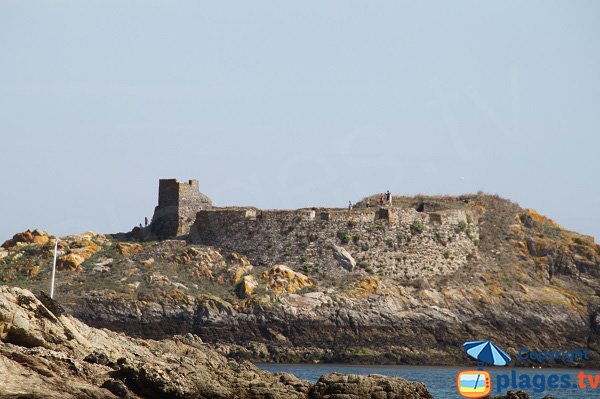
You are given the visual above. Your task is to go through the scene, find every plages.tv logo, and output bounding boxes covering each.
[456,340,511,399]
[456,370,491,398]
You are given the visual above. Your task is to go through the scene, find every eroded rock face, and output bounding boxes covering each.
[116,242,144,256]
[2,193,599,368]
[0,286,434,399]
[309,373,433,399]
[332,245,356,271]
[1,228,50,248]
[57,253,86,271]
[236,275,258,298]
[262,265,313,295]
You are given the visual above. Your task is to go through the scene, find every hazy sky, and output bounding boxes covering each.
[1,1,599,242]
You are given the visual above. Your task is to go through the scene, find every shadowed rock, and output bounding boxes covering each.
[0,286,433,399]
[309,373,433,399]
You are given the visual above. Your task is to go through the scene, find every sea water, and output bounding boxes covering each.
[256,364,600,399]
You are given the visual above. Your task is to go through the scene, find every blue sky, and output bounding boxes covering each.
[1,1,599,241]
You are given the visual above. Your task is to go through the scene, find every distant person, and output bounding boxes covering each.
[144,217,148,227]
[348,201,353,210]
[379,194,384,206]
[388,191,393,205]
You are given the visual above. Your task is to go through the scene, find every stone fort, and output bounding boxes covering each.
[150,179,480,279]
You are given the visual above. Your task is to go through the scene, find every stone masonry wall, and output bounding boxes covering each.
[151,179,212,238]
[189,206,479,279]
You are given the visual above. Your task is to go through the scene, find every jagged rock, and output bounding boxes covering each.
[262,265,312,295]
[141,257,154,266]
[491,391,546,399]
[53,237,101,272]
[116,242,143,256]
[236,275,258,298]
[35,290,65,316]
[1,286,374,398]
[332,245,356,271]
[70,239,101,259]
[589,297,600,334]
[84,350,110,366]
[229,251,251,267]
[501,392,530,399]
[309,373,433,399]
[2,229,50,248]
[56,253,85,271]
[231,264,254,284]
[353,276,381,295]
[101,379,130,398]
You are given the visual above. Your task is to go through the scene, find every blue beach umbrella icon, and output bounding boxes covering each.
[463,340,511,366]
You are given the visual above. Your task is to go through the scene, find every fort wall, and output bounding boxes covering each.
[189,206,480,279]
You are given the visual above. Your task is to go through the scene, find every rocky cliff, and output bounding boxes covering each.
[0,285,439,398]
[1,193,599,368]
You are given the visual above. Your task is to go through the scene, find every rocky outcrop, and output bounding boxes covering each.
[236,275,258,298]
[56,236,102,272]
[1,193,599,367]
[309,373,432,399]
[332,245,356,271]
[1,228,50,248]
[56,253,85,271]
[262,265,313,295]
[116,242,144,256]
[491,392,556,399]
[0,286,433,399]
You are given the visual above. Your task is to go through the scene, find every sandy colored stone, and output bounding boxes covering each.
[116,242,144,256]
[262,265,312,295]
[236,275,258,298]
[57,253,85,271]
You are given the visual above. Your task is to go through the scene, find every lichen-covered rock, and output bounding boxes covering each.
[236,275,258,298]
[2,228,50,248]
[116,242,143,256]
[350,276,381,297]
[231,264,254,284]
[229,251,251,267]
[70,239,101,259]
[309,373,433,399]
[263,265,312,295]
[56,253,85,271]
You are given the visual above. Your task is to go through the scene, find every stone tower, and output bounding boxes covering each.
[150,179,212,238]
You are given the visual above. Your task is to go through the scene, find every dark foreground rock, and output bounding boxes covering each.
[309,373,433,399]
[491,391,556,399]
[0,286,432,399]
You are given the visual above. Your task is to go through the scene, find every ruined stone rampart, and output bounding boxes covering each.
[151,179,212,238]
[190,206,479,279]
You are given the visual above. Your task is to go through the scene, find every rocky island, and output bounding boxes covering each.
[0,285,557,398]
[1,179,599,397]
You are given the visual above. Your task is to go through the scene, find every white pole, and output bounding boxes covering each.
[50,239,58,299]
